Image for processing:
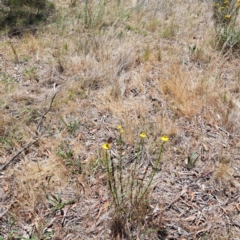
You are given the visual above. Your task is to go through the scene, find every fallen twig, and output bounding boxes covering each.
[0,201,15,219]
[218,127,231,137]
[37,92,57,132]
[0,138,40,171]
[165,194,182,210]
[196,168,215,180]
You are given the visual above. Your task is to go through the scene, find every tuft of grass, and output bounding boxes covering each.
[161,18,178,39]
[0,215,17,240]
[23,67,38,81]
[56,141,74,160]
[60,117,80,136]
[186,151,199,169]
[46,192,75,212]
[8,41,19,63]
[214,156,234,186]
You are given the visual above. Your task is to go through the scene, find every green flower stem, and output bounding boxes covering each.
[105,150,118,207]
[110,152,119,207]
[130,138,143,205]
[118,134,124,203]
[138,143,164,202]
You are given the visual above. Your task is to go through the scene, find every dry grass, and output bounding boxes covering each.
[1,0,240,239]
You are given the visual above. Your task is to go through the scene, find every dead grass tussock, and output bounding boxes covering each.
[214,156,235,186]
[12,34,41,59]
[160,64,203,117]
[6,155,77,235]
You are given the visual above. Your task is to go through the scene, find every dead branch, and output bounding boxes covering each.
[0,138,40,171]
[37,92,57,132]
[0,200,15,219]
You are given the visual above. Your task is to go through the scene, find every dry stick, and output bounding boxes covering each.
[164,194,182,210]
[218,126,231,137]
[0,208,9,219]
[0,200,15,219]
[1,92,58,171]
[37,92,57,132]
[0,138,40,171]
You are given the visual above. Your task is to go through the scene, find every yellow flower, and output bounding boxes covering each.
[238,0,240,3]
[215,3,219,6]
[161,136,169,142]
[224,0,228,4]
[117,125,124,133]
[225,14,231,19]
[140,132,147,138]
[102,143,111,150]
[220,6,224,9]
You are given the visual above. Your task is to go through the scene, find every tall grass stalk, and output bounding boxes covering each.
[138,142,165,202]
[104,149,119,207]
[130,137,144,205]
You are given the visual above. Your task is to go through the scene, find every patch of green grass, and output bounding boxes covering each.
[46,193,75,212]
[161,20,178,38]
[186,151,199,169]
[0,73,15,92]
[60,118,80,136]
[56,141,74,160]
[0,130,23,151]
[23,67,38,81]
[56,141,82,174]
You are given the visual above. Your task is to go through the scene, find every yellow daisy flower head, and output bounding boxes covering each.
[224,0,228,4]
[117,125,124,133]
[215,3,219,6]
[140,132,147,138]
[225,14,231,19]
[102,143,111,150]
[220,6,224,9]
[161,135,169,142]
